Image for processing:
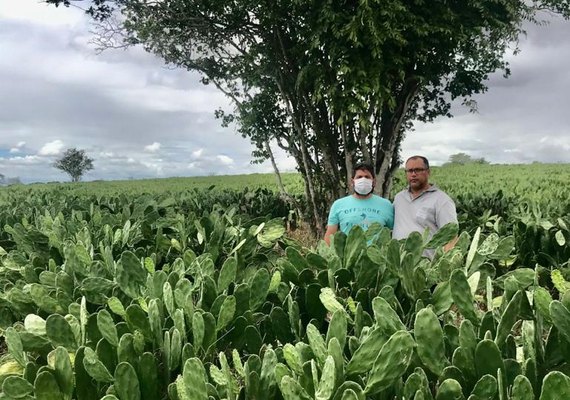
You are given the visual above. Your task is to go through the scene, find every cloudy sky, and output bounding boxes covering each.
[1,1,569,183]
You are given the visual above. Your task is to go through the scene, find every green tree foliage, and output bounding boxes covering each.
[53,148,94,182]
[46,0,570,232]
[445,153,490,166]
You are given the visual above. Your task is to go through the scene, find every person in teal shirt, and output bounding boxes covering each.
[324,162,394,244]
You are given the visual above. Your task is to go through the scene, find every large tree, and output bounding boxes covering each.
[49,0,569,233]
[54,148,94,182]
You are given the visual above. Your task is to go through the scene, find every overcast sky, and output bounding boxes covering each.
[1,1,569,183]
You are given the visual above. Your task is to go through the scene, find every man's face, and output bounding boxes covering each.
[352,168,375,189]
[405,158,430,191]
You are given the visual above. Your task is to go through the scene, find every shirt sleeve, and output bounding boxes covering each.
[436,197,457,228]
[327,200,339,226]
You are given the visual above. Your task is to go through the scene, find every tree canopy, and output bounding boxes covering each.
[47,0,570,232]
[54,148,94,182]
[444,153,490,166]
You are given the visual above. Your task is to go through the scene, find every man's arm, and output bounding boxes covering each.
[443,236,459,252]
[437,197,458,252]
[324,225,339,245]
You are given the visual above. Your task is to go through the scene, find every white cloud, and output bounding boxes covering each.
[7,141,26,154]
[141,161,163,174]
[144,142,161,152]
[217,155,234,165]
[192,148,204,158]
[108,86,230,113]
[38,140,64,156]
[543,137,570,150]
[0,0,82,27]
[0,155,42,165]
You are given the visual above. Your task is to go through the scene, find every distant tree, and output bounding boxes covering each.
[7,177,22,185]
[0,174,21,186]
[54,148,94,182]
[449,153,473,165]
[445,152,489,166]
[473,157,490,165]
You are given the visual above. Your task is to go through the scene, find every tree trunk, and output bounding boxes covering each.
[375,77,420,197]
[264,139,304,220]
[340,124,354,192]
[297,130,324,237]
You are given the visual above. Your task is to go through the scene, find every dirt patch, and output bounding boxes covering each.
[286,222,320,249]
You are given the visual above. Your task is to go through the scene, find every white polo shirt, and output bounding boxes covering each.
[392,185,457,241]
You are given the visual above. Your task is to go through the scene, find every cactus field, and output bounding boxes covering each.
[0,164,569,399]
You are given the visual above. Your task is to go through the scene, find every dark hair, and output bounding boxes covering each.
[352,162,375,178]
[406,155,430,170]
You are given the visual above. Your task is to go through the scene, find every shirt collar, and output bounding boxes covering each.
[407,184,437,199]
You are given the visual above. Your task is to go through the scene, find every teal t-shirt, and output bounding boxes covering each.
[327,195,394,234]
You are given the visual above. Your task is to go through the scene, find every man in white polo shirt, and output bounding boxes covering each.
[393,156,457,256]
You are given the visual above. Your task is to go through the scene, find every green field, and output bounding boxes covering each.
[7,163,570,239]
[0,163,569,399]
[15,173,304,196]
[9,163,569,210]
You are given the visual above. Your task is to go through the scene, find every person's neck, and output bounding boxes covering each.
[353,192,373,200]
[410,184,430,198]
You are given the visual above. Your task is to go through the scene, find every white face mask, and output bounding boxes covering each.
[354,177,374,195]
